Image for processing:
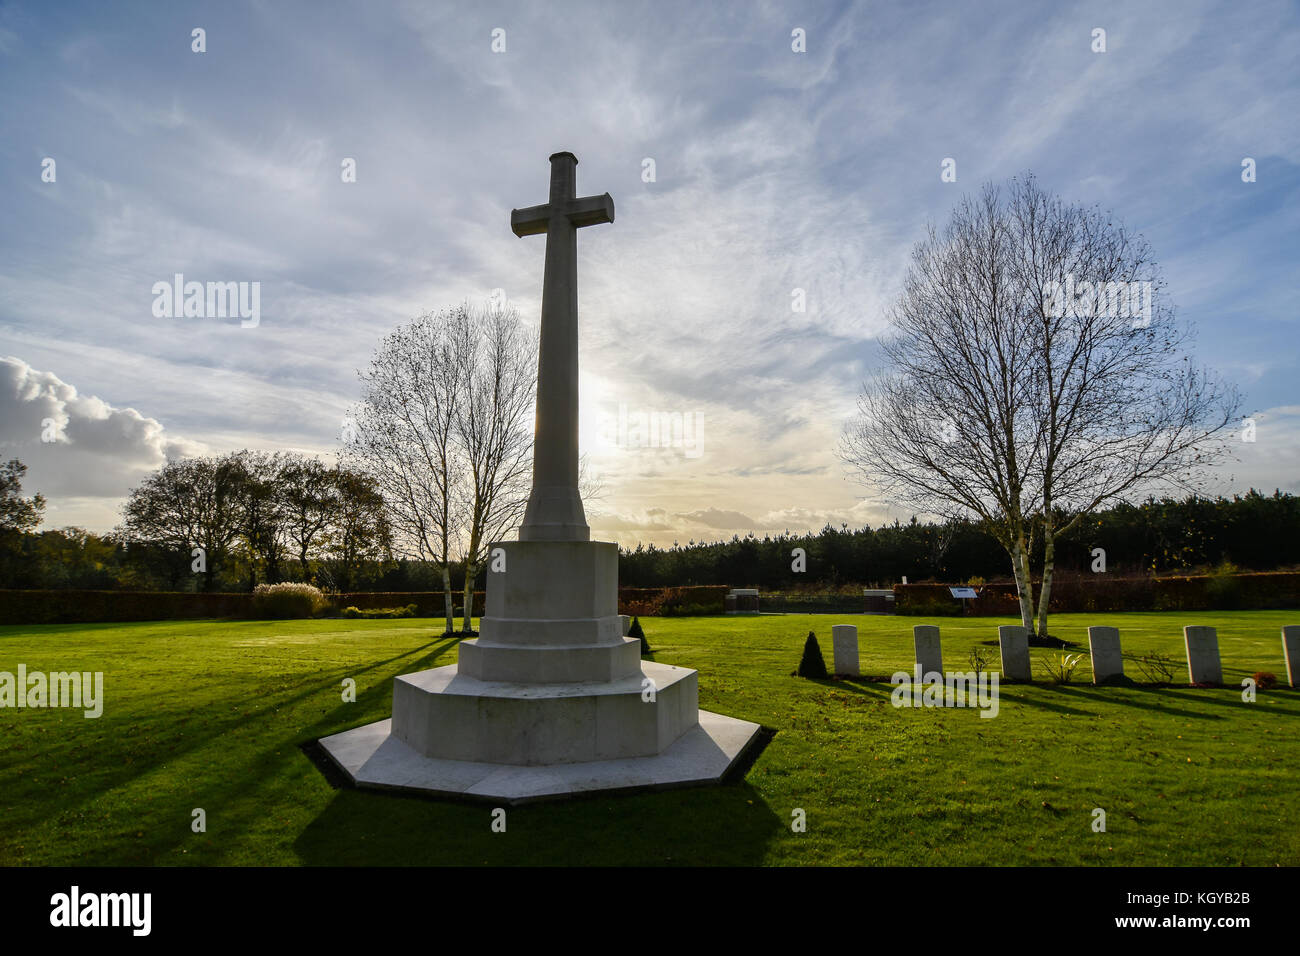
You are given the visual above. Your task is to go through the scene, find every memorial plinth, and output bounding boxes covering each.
[318,152,761,803]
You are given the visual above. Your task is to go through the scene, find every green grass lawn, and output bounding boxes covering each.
[1,611,1297,866]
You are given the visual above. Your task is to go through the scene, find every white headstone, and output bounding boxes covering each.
[913,624,942,678]
[1284,626,1300,688]
[619,614,631,637]
[831,624,859,677]
[1088,626,1124,684]
[998,625,1032,681]
[1183,625,1222,685]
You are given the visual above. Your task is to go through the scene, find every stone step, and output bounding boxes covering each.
[458,636,642,683]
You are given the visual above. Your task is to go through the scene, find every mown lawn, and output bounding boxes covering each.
[1,611,1297,866]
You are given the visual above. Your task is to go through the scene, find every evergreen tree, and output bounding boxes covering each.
[796,630,828,678]
[629,616,650,655]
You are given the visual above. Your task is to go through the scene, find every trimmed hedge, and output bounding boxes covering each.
[4,585,728,624]
[617,585,729,617]
[337,591,485,618]
[0,589,255,624]
[894,571,1300,615]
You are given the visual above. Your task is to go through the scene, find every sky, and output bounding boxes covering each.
[1,0,1297,547]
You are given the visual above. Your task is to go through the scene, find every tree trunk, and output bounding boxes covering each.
[1010,532,1036,636]
[441,564,455,635]
[461,558,476,634]
[1036,528,1056,640]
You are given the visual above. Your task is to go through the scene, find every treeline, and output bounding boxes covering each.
[617,490,1300,588]
[2,453,1297,593]
[0,452,401,592]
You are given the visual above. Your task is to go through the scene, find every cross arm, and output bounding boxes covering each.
[511,203,551,237]
[565,192,615,229]
[510,193,616,238]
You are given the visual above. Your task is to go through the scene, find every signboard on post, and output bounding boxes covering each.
[949,586,977,615]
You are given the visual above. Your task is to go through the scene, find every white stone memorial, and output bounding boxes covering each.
[831,624,859,676]
[913,625,942,678]
[1283,626,1300,688]
[319,152,761,802]
[1183,625,1222,685]
[1087,626,1124,684]
[998,625,1032,681]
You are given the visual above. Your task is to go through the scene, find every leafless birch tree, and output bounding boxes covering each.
[345,310,465,634]
[450,303,536,634]
[841,175,1238,638]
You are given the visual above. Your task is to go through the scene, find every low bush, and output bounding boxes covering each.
[251,582,329,619]
[896,596,963,617]
[618,585,728,617]
[341,603,417,619]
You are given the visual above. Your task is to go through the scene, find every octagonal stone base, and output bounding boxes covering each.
[318,709,762,804]
[392,660,698,765]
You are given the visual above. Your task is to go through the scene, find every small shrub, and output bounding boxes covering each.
[969,646,992,679]
[1040,651,1085,685]
[629,616,650,655]
[1252,671,1277,690]
[796,631,828,679]
[1135,651,1178,684]
[251,582,328,619]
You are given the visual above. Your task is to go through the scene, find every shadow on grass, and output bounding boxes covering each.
[1044,683,1225,721]
[292,779,783,866]
[807,676,894,701]
[9,635,461,839]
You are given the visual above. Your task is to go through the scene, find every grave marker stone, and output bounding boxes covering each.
[1282,626,1299,687]
[1088,626,1124,684]
[831,624,860,676]
[913,624,942,677]
[1183,625,1223,685]
[998,625,1031,681]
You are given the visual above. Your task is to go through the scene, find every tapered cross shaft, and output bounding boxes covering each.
[511,151,614,541]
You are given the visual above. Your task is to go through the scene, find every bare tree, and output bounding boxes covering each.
[841,175,1238,638]
[345,309,465,634]
[450,303,536,634]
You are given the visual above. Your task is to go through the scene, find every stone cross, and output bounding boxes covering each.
[511,151,614,542]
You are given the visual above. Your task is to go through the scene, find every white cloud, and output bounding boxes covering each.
[0,356,204,511]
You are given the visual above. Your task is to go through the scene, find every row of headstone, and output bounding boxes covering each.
[822,623,1300,686]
